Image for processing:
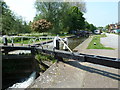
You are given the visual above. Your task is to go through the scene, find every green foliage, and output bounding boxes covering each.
[87,35,114,50]
[34,1,86,34]
[67,6,85,31]
[85,21,97,32]
[100,34,107,37]
[85,21,90,31]
[0,1,13,34]
[34,2,62,34]
[35,53,57,63]
[97,27,103,30]
[89,24,97,32]
[104,24,110,32]
[105,24,110,30]
[0,1,31,35]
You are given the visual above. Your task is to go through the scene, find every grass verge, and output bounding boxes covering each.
[87,34,114,50]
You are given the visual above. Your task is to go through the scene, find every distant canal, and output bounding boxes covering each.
[68,36,87,50]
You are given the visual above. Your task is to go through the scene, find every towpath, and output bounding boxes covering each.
[74,34,119,58]
[101,33,119,49]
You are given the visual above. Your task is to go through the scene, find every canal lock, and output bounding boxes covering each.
[2,50,56,89]
[2,36,87,89]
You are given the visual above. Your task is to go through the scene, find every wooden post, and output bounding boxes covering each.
[53,36,63,62]
[4,51,8,55]
[56,39,59,50]
[53,36,59,50]
[31,48,36,56]
[21,37,23,46]
[3,36,8,46]
[11,37,14,46]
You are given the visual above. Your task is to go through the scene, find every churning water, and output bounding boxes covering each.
[8,72,36,89]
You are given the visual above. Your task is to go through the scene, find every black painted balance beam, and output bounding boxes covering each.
[1,46,120,69]
[36,47,120,69]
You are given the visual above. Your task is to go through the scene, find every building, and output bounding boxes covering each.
[108,22,120,32]
[116,22,120,29]
[109,24,116,30]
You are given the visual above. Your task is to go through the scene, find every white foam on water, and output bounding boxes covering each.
[8,72,36,88]
[9,50,31,54]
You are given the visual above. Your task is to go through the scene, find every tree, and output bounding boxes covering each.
[0,0,31,35]
[34,1,86,34]
[0,0,14,35]
[89,24,97,32]
[31,19,52,33]
[34,2,65,34]
[97,26,103,32]
[67,6,85,32]
[12,17,31,34]
[70,1,86,13]
[85,21,90,31]
[105,24,110,30]
[84,21,97,32]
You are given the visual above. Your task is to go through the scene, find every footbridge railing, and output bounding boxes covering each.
[1,36,55,46]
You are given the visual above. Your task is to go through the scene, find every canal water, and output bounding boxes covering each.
[9,72,36,88]
[68,36,87,50]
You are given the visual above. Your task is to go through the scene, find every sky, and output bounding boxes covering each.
[84,1,118,27]
[4,0,36,22]
[4,0,119,27]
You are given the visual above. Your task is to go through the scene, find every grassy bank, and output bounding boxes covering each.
[87,34,114,50]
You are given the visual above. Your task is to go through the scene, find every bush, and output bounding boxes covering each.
[31,19,52,33]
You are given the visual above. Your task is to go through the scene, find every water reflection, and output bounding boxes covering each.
[68,37,87,50]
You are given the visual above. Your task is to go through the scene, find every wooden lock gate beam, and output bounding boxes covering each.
[1,46,120,69]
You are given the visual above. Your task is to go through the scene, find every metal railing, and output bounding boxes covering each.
[1,36,55,46]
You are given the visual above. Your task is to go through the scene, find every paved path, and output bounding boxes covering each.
[74,35,118,58]
[101,33,119,49]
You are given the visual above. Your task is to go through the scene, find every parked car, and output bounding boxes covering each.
[112,29,120,33]
[94,30,101,34]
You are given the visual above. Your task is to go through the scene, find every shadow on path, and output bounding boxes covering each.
[64,61,120,81]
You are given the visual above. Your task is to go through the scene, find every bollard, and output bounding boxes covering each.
[53,36,63,62]
[56,39,59,50]
[3,36,8,46]
[63,38,68,51]
[94,42,96,45]
[53,36,59,50]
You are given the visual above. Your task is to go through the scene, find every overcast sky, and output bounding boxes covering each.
[4,0,119,27]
